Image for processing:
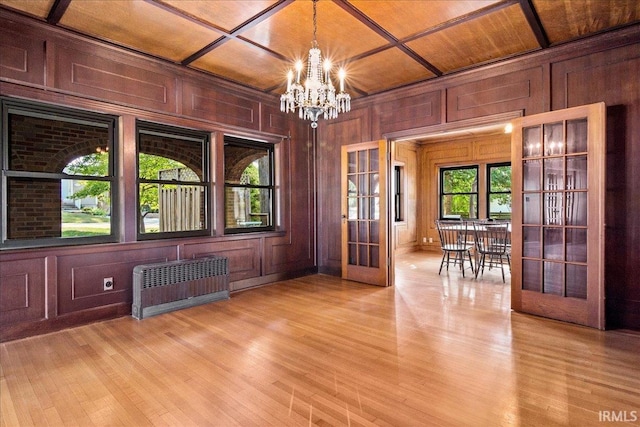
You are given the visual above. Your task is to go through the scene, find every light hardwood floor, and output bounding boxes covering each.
[1,252,639,426]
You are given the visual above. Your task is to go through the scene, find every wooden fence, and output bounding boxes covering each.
[159,186,201,232]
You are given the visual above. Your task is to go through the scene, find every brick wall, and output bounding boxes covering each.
[223,145,271,228]
[8,114,109,239]
[138,133,203,179]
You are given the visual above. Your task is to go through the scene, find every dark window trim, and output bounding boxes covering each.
[1,97,119,250]
[136,120,211,241]
[224,135,276,234]
[394,165,403,222]
[439,165,479,220]
[486,162,512,220]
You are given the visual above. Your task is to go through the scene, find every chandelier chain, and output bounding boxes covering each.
[313,0,317,43]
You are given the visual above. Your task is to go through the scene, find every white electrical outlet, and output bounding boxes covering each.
[429,237,433,243]
[422,237,427,243]
[103,277,114,291]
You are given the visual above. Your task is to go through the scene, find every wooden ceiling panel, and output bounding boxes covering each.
[160,0,279,33]
[346,48,436,95]
[533,0,640,44]
[1,0,638,99]
[406,4,540,73]
[239,0,388,65]
[58,0,224,62]
[0,0,54,19]
[350,0,502,40]
[190,39,288,91]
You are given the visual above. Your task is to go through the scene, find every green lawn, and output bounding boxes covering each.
[62,211,110,223]
[62,211,110,237]
[63,229,111,237]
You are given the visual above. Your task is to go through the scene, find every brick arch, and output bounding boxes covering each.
[8,114,111,240]
[53,141,111,174]
[224,146,266,182]
[139,133,203,179]
[10,115,110,173]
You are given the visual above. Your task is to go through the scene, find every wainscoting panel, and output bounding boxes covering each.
[57,246,175,314]
[181,238,262,284]
[0,257,46,326]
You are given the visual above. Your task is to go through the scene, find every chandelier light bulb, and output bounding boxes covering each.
[295,60,303,84]
[286,70,293,92]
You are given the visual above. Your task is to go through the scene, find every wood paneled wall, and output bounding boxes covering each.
[549,40,640,330]
[1,8,639,333]
[0,10,314,342]
[392,141,419,254]
[316,24,640,330]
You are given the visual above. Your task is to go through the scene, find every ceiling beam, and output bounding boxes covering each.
[180,0,294,66]
[335,0,443,77]
[148,0,228,34]
[518,0,550,48]
[46,0,72,24]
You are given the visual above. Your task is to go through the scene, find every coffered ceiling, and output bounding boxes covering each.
[2,0,639,99]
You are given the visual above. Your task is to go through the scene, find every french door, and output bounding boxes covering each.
[341,141,389,286]
[511,103,605,329]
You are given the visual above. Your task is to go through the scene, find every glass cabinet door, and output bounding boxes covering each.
[511,103,605,329]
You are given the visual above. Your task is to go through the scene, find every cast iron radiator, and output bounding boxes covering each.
[132,256,229,320]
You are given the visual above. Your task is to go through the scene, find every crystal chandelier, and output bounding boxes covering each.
[280,0,351,128]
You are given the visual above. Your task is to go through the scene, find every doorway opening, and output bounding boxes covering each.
[388,113,521,291]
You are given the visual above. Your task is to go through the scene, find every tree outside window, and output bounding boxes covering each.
[487,163,512,220]
[440,166,478,219]
[1,99,117,248]
[136,121,209,238]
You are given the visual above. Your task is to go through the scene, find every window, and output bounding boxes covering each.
[1,98,117,248]
[440,166,478,219]
[487,162,512,220]
[224,136,275,233]
[137,121,209,239]
[394,165,404,222]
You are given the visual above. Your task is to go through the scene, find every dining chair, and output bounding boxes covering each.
[435,220,475,277]
[472,221,510,282]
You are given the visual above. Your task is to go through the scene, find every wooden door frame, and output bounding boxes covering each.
[385,111,524,287]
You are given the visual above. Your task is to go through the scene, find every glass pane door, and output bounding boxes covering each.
[511,103,605,329]
[342,141,388,286]
[346,148,380,268]
[521,119,588,297]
